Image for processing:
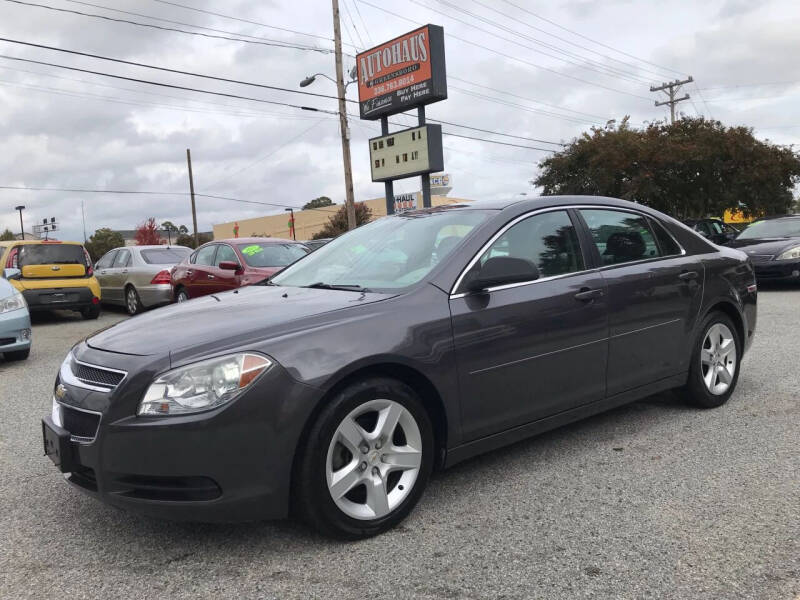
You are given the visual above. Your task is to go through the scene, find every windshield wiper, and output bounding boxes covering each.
[303,282,370,292]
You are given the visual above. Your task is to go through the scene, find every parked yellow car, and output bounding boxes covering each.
[0,240,101,319]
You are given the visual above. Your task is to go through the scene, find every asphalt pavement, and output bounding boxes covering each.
[0,294,798,599]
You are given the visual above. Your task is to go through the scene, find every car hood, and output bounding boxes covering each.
[727,237,800,256]
[86,284,394,358]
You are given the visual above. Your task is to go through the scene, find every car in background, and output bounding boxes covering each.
[0,240,101,319]
[683,218,739,245]
[95,245,192,315]
[170,237,309,302]
[302,238,332,252]
[727,214,800,282]
[0,268,31,361]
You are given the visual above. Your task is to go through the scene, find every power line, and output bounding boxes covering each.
[2,0,332,53]
[357,1,652,101]
[0,54,339,114]
[497,0,686,78]
[448,87,597,124]
[0,38,345,103]
[341,0,365,50]
[424,0,652,84]
[351,0,374,46]
[466,0,673,81]
[60,0,332,52]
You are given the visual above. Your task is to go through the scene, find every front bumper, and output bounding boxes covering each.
[22,286,98,312]
[43,343,320,522]
[752,259,800,281]
[0,309,32,352]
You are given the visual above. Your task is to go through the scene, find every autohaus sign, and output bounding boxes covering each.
[357,24,447,120]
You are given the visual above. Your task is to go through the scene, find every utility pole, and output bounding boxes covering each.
[14,205,24,239]
[186,148,199,247]
[650,76,693,124]
[81,199,87,242]
[331,0,357,231]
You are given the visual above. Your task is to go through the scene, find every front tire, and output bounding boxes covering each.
[682,311,741,408]
[295,377,434,539]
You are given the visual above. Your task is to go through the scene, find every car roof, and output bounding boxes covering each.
[0,240,83,247]
[753,214,800,221]
[399,195,668,216]
[215,237,298,244]
[131,245,191,251]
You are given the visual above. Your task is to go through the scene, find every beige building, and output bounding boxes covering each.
[212,194,472,241]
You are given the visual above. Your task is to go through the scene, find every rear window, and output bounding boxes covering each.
[236,243,308,267]
[141,248,191,264]
[17,244,85,267]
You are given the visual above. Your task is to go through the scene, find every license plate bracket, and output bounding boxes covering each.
[42,416,75,473]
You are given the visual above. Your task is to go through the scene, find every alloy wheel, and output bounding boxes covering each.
[126,288,138,314]
[326,399,422,520]
[177,291,188,303]
[700,323,737,395]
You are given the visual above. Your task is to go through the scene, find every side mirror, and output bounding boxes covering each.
[3,268,21,280]
[466,256,539,292]
[218,261,241,272]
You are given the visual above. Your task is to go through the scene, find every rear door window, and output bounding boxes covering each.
[580,209,662,266]
[95,250,118,269]
[113,249,131,268]
[194,245,217,266]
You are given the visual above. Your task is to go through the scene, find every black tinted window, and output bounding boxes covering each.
[141,248,190,264]
[580,209,661,266]
[649,219,682,256]
[480,210,584,277]
[17,244,85,266]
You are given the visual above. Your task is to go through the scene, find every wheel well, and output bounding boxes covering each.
[706,301,744,344]
[291,364,449,485]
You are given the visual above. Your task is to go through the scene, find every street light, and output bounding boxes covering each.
[14,205,25,239]
[299,67,358,232]
[284,208,296,241]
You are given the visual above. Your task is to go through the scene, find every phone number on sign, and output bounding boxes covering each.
[370,75,415,97]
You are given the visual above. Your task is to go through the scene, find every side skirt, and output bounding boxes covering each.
[443,372,688,468]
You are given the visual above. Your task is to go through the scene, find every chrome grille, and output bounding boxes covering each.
[71,360,126,390]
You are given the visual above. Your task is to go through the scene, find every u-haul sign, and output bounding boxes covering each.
[357,25,447,120]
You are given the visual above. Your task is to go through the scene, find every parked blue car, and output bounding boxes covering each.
[1,268,31,361]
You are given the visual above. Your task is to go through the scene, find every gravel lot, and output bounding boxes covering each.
[1,293,798,600]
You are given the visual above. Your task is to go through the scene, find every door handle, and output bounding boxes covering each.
[122,270,128,274]
[679,270,698,281]
[574,288,603,302]
[208,274,215,279]
[186,269,193,275]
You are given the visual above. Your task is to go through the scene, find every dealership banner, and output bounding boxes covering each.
[357,24,447,120]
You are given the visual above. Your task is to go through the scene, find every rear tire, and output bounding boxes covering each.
[4,348,30,361]
[125,286,142,315]
[176,288,189,303]
[81,305,101,320]
[681,311,741,408]
[295,377,434,539]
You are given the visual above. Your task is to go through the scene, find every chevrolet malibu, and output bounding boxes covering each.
[42,196,757,538]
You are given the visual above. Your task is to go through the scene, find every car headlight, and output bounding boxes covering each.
[776,246,800,260]
[138,353,272,416]
[0,289,26,314]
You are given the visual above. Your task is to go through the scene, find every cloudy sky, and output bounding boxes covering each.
[0,0,797,241]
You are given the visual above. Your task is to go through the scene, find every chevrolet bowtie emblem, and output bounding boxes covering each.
[55,384,67,400]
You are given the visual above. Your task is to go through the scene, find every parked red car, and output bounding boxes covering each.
[170,237,309,302]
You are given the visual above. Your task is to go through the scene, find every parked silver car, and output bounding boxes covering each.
[95,245,191,315]
[0,268,32,361]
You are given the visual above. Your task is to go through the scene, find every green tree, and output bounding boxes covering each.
[176,232,212,249]
[303,196,334,210]
[792,196,800,214]
[162,221,189,234]
[84,228,125,262]
[0,228,15,241]
[313,202,372,239]
[534,117,800,220]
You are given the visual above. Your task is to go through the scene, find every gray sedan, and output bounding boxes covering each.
[95,246,191,315]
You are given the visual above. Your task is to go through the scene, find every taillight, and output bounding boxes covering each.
[83,248,93,276]
[6,247,18,269]
[151,270,172,284]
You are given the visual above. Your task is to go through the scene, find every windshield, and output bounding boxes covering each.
[237,243,308,267]
[17,244,85,266]
[271,210,493,290]
[141,248,191,264]
[737,218,800,240]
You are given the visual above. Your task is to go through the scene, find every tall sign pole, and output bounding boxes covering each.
[356,25,447,215]
[186,148,198,247]
[332,0,357,231]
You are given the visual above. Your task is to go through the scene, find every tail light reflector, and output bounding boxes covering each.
[151,270,172,284]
